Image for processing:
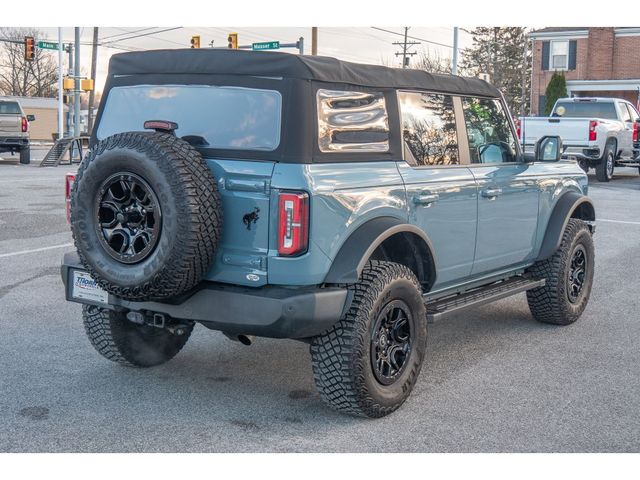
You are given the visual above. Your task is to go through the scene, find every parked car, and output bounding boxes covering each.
[518,97,640,181]
[0,100,34,164]
[61,49,596,418]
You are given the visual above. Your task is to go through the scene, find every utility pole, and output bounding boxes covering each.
[57,27,63,140]
[393,27,420,68]
[311,27,318,55]
[73,27,80,140]
[88,27,99,134]
[521,31,528,116]
[452,27,459,75]
[66,43,73,137]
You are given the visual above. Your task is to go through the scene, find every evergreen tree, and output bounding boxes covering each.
[544,72,568,116]
[460,27,531,116]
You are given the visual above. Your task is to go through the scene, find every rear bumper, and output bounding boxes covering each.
[61,252,349,339]
[0,136,28,152]
[561,146,601,162]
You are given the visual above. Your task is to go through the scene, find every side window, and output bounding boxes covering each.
[620,103,632,123]
[317,89,389,153]
[461,97,517,164]
[628,104,640,122]
[398,91,459,166]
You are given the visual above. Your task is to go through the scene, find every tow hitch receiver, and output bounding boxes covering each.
[125,310,189,335]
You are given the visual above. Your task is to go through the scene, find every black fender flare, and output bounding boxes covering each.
[537,191,595,261]
[323,216,437,284]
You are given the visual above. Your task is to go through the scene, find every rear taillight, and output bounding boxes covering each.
[633,122,638,142]
[65,173,76,224]
[515,119,521,139]
[278,191,309,256]
[21,116,28,132]
[589,120,598,141]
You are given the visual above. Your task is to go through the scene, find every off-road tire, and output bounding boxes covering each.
[595,142,615,182]
[526,219,594,325]
[310,260,427,418]
[82,305,193,367]
[71,132,221,301]
[19,146,30,165]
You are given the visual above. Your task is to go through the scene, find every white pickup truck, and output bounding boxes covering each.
[519,97,640,182]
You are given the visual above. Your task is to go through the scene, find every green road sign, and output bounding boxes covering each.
[37,41,59,50]
[252,41,280,51]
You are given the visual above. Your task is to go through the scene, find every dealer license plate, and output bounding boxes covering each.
[71,270,108,305]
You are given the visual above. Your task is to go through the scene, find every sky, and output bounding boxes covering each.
[28,27,473,93]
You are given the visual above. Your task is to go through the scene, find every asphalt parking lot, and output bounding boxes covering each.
[0,153,639,452]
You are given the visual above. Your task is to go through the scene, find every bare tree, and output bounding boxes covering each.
[412,49,453,74]
[0,27,58,97]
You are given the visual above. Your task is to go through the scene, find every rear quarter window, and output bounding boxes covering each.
[316,89,389,153]
[97,85,282,151]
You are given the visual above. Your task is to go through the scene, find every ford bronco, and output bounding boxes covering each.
[61,49,596,418]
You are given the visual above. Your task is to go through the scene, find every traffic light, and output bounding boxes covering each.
[24,36,35,61]
[190,35,200,49]
[228,32,238,49]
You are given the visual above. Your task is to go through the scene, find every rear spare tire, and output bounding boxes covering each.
[70,132,222,301]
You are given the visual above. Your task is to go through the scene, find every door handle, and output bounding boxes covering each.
[481,188,503,199]
[413,193,439,206]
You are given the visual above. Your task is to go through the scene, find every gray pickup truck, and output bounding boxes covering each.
[0,100,34,164]
[62,49,596,418]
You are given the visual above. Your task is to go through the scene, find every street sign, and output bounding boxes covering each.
[38,41,59,50]
[252,41,280,51]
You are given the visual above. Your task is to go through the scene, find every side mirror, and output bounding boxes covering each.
[26,114,36,122]
[535,135,562,162]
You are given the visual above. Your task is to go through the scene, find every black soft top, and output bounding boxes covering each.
[108,49,500,98]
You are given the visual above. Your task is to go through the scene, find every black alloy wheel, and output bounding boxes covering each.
[95,172,162,264]
[567,244,587,304]
[370,300,413,385]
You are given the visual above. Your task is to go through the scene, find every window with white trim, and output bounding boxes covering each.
[550,40,569,70]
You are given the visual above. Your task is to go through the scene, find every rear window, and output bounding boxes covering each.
[0,102,21,115]
[553,101,618,120]
[97,85,282,151]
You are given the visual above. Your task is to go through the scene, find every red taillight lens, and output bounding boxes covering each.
[278,191,309,256]
[21,116,28,132]
[633,122,638,142]
[589,120,598,141]
[65,173,76,224]
[515,119,521,139]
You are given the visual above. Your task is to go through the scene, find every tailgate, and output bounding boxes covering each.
[523,117,590,146]
[202,158,275,287]
[0,114,21,135]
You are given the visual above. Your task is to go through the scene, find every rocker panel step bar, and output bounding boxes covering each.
[425,276,545,323]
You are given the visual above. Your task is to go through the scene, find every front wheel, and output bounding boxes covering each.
[82,305,193,367]
[526,219,594,325]
[310,261,427,418]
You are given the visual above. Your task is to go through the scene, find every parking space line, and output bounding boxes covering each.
[598,218,640,225]
[0,243,73,259]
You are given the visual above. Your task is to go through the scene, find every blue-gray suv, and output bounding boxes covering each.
[61,49,596,418]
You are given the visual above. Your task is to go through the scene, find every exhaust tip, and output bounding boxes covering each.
[237,334,253,346]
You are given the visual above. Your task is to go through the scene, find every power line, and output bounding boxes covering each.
[372,26,453,49]
[99,27,158,42]
[101,27,183,46]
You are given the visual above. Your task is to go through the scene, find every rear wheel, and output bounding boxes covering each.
[82,305,193,367]
[19,146,30,165]
[310,260,427,418]
[595,144,615,182]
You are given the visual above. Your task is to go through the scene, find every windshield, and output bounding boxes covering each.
[97,84,282,151]
[0,102,21,115]
[553,101,618,120]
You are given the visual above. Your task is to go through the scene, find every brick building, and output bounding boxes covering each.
[530,27,640,115]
